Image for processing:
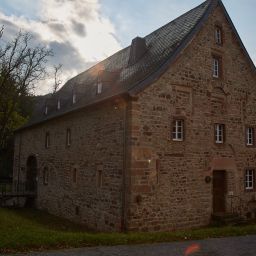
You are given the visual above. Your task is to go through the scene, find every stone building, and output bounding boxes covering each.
[13,0,256,231]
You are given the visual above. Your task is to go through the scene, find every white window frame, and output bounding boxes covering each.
[215,27,222,44]
[172,119,184,141]
[213,58,219,78]
[246,127,254,146]
[215,124,224,144]
[245,169,254,190]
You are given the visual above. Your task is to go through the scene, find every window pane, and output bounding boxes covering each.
[172,119,184,141]
[245,169,254,189]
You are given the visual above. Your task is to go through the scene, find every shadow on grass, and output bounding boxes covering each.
[6,208,92,232]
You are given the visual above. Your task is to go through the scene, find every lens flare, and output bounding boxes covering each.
[184,243,200,256]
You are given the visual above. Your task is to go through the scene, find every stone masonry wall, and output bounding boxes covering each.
[13,98,126,231]
[126,4,256,231]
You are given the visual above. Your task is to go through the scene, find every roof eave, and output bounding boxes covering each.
[15,91,130,133]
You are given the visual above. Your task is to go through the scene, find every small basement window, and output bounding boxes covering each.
[43,167,49,185]
[172,119,184,141]
[96,165,103,188]
[245,169,254,190]
[73,168,77,183]
[45,132,50,148]
[66,128,71,147]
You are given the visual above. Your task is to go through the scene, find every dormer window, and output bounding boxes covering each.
[45,105,48,115]
[97,81,102,94]
[57,99,61,110]
[72,92,76,104]
[215,26,222,45]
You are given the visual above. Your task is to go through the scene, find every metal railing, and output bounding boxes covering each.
[0,181,37,197]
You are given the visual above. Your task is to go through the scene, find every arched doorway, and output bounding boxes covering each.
[26,155,37,193]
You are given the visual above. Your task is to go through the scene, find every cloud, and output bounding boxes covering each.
[0,0,121,95]
[71,20,87,37]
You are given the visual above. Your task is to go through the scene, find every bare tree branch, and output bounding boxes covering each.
[0,29,53,149]
[52,64,63,94]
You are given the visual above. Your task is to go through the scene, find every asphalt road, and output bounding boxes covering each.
[11,235,256,256]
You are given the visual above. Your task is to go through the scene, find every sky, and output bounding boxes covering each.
[0,0,255,95]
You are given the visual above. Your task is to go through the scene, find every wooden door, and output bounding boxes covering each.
[212,170,226,213]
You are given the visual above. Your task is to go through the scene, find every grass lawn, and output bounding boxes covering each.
[0,208,256,254]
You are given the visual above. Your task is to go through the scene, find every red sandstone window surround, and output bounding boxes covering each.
[214,124,225,144]
[172,119,184,141]
[245,169,255,191]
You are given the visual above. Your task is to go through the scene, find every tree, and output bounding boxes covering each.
[0,28,53,150]
[52,64,63,94]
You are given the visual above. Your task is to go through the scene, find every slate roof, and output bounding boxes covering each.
[19,0,255,130]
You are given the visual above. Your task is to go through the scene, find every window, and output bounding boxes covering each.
[57,99,61,110]
[245,169,254,190]
[213,57,220,78]
[73,168,77,183]
[45,132,50,148]
[97,81,102,94]
[96,165,103,188]
[172,119,184,141]
[72,92,76,104]
[45,105,48,115]
[43,167,49,185]
[66,128,71,147]
[215,26,222,45]
[215,124,225,144]
[246,127,254,146]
